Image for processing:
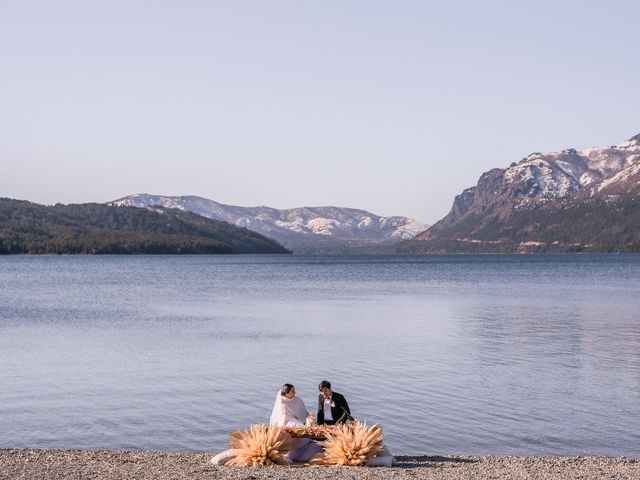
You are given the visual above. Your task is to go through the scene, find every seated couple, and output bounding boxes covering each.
[211,379,394,466]
[271,380,351,428]
[270,380,351,463]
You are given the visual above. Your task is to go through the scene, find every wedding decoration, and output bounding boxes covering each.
[284,424,331,439]
[226,424,291,467]
[312,421,384,466]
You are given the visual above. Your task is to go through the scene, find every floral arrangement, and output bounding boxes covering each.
[284,424,332,439]
[226,424,291,467]
[312,421,384,466]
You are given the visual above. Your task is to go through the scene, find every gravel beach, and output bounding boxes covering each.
[1,449,638,480]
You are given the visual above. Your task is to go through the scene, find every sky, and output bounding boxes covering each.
[1,1,638,223]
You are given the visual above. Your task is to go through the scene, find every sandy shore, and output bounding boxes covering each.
[1,449,638,480]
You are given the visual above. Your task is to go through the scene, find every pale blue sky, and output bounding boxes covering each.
[1,1,638,223]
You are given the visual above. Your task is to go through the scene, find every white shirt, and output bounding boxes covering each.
[323,396,333,421]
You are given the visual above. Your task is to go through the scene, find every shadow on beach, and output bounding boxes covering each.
[394,455,478,468]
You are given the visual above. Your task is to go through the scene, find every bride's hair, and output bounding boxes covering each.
[280,383,294,396]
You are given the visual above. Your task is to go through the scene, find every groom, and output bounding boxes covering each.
[316,380,351,425]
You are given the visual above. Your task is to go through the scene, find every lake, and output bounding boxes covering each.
[1,254,639,456]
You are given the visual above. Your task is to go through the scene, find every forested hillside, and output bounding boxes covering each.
[0,198,290,254]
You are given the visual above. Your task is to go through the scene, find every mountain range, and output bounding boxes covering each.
[111,195,428,254]
[398,133,640,253]
[4,132,639,255]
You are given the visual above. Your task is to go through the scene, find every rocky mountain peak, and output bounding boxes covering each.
[621,133,640,147]
[413,132,640,245]
[110,194,428,254]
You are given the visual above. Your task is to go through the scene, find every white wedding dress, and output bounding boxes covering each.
[270,392,323,463]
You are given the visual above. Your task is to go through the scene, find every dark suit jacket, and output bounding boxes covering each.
[317,391,351,425]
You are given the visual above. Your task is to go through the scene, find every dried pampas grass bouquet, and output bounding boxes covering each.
[226,424,291,467]
[313,421,384,466]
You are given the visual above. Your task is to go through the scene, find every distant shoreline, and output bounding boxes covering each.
[1,251,639,256]
[2,449,638,480]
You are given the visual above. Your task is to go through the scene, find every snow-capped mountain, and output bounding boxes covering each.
[109,195,427,254]
[439,133,640,225]
[400,133,640,253]
[501,134,640,207]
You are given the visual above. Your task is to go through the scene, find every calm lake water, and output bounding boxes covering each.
[1,254,639,456]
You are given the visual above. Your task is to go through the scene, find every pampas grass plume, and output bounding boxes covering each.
[227,424,291,467]
[313,421,384,466]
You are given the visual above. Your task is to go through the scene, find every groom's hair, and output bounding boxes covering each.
[319,380,331,390]
[280,383,294,396]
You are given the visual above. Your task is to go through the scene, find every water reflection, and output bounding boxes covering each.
[0,255,639,455]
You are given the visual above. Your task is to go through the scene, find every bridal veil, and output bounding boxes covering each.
[270,391,307,427]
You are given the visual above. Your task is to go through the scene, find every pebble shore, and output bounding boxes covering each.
[1,449,638,480]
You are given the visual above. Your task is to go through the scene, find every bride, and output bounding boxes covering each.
[270,383,307,426]
[270,383,323,463]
